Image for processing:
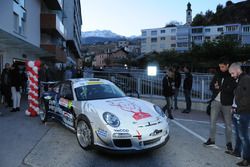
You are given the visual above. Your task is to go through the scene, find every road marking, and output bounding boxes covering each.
[171,119,220,150]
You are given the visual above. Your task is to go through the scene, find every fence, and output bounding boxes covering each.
[92,70,214,103]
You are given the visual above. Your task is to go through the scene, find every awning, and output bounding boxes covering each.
[0,28,53,58]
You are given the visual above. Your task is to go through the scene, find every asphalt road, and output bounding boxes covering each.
[0,99,248,167]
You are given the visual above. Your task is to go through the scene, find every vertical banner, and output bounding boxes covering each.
[25,60,40,117]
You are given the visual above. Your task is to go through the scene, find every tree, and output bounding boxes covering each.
[216,4,223,13]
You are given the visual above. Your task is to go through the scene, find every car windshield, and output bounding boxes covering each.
[75,83,126,100]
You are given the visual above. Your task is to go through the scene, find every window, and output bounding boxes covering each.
[192,36,202,41]
[160,30,165,34]
[151,44,157,50]
[205,28,210,33]
[192,28,203,34]
[151,38,157,43]
[171,44,176,47]
[205,36,211,41]
[141,38,146,43]
[217,27,223,32]
[177,42,188,47]
[160,43,165,49]
[13,12,18,32]
[243,27,250,32]
[60,83,73,100]
[171,36,176,40]
[171,29,176,33]
[151,30,157,36]
[142,31,147,36]
[160,37,165,40]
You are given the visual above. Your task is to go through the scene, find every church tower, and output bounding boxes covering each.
[186,2,192,25]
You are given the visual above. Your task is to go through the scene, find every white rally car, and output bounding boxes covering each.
[39,78,170,152]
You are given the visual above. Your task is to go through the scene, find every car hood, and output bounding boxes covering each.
[86,97,160,125]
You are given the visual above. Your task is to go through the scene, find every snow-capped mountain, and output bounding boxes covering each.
[82,30,124,38]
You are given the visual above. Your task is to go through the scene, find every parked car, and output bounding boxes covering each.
[39,78,170,152]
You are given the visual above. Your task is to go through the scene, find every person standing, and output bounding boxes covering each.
[10,63,22,112]
[162,68,175,119]
[182,66,193,113]
[229,63,250,166]
[203,59,237,153]
[173,65,181,110]
[64,66,72,80]
[1,63,12,107]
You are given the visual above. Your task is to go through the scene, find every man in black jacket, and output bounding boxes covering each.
[204,59,237,153]
[162,68,175,119]
[229,63,250,166]
[182,66,193,113]
[1,63,12,107]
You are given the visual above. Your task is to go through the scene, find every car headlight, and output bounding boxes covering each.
[103,112,120,127]
[154,105,165,117]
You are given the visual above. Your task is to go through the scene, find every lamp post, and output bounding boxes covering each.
[147,65,157,102]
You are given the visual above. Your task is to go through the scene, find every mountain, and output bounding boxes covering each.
[82,30,124,38]
[81,30,140,44]
[192,0,250,26]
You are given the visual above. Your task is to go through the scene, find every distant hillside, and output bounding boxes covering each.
[81,30,140,45]
[82,36,126,45]
[192,0,250,26]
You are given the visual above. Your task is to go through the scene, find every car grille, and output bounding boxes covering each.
[143,137,161,146]
[113,139,132,148]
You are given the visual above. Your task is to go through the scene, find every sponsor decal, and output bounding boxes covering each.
[59,98,69,108]
[149,129,162,136]
[106,99,152,120]
[63,111,73,126]
[87,81,103,85]
[114,129,129,133]
[44,95,52,100]
[134,130,142,140]
[96,129,108,137]
[59,98,72,109]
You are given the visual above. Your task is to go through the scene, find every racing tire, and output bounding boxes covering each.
[39,99,49,123]
[76,117,94,150]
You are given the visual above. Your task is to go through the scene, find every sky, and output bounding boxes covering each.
[81,0,245,37]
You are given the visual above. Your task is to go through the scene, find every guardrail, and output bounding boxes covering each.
[92,70,213,103]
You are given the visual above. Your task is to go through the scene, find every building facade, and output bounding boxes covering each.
[0,0,82,72]
[64,0,83,68]
[141,2,250,54]
[0,0,50,70]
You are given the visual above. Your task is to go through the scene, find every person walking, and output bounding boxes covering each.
[173,65,181,110]
[162,68,175,119]
[229,63,250,166]
[1,63,12,108]
[203,59,237,153]
[10,63,22,112]
[182,66,193,113]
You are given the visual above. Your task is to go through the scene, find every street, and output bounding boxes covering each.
[0,98,247,167]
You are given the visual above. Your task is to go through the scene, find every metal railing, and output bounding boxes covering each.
[93,70,213,103]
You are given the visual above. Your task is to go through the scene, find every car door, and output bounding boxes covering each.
[47,83,61,117]
[59,81,75,127]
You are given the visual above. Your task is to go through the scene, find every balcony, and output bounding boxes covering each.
[43,0,63,10]
[40,44,67,63]
[41,13,66,39]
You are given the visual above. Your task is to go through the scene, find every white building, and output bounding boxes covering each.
[141,27,177,54]
[0,0,51,70]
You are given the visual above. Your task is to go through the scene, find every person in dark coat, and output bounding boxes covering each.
[10,63,22,112]
[229,63,250,166]
[182,66,193,113]
[173,65,181,110]
[1,63,12,107]
[162,68,175,119]
[203,59,237,153]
